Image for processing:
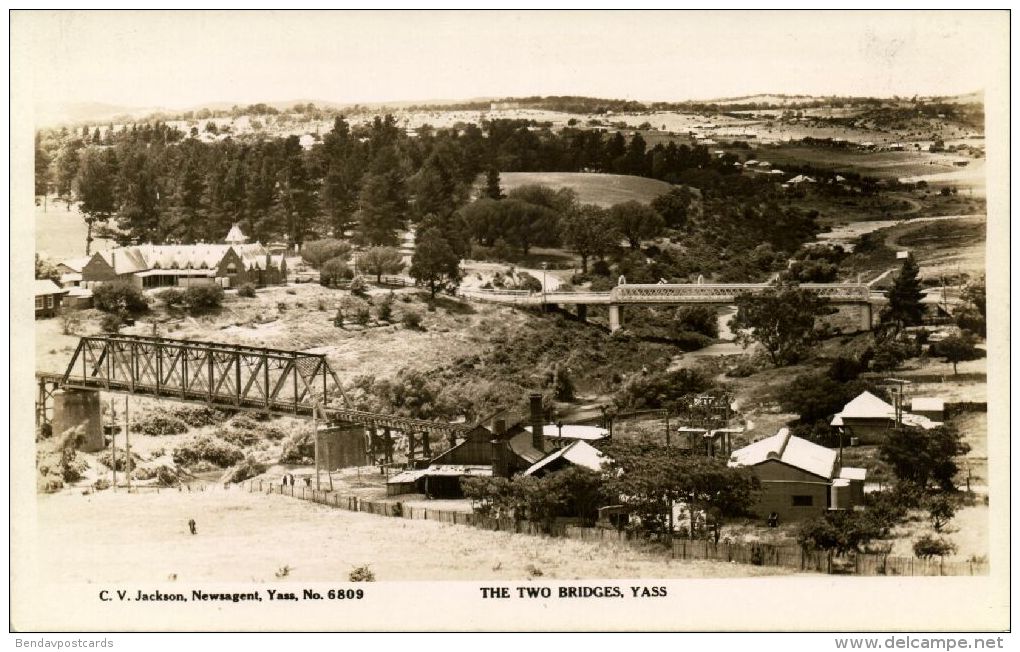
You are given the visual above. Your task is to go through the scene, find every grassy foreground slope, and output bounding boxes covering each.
[35,491,786,582]
[498,172,673,207]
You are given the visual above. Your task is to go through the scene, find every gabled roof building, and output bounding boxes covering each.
[729,428,867,522]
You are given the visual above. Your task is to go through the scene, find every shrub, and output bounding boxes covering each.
[169,405,229,428]
[93,282,147,315]
[401,311,423,330]
[223,414,286,444]
[613,368,711,410]
[183,285,224,312]
[376,294,394,322]
[100,313,123,334]
[136,410,189,437]
[92,478,111,491]
[97,450,137,472]
[591,259,611,277]
[349,275,368,296]
[319,257,354,287]
[913,534,957,559]
[348,565,376,582]
[172,435,244,468]
[355,305,371,326]
[155,465,179,487]
[59,308,82,335]
[925,494,957,532]
[301,239,352,268]
[237,283,256,298]
[674,306,719,338]
[160,288,187,310]
[225,455,267,483]
[280,432,314,464]
[517,272,543,293]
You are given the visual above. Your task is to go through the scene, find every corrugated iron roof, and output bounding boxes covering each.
[729,428,838,479]
[523,440,607,476]
[911,397,945,412]
[34,279,66,296]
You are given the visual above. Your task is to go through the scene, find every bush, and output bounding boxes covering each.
[613,368,711,410]
[591,259,611,277]
[172,435,244,468]
[913,534,957,559]
[376,294,394,322]
[100,313,123,334]
[674,306,719,338]
[97,450,137,472]
[225,455,268,483]
[348,565,376,582]
[93,282,147,315]
[401,311,423,330]
[136,410,189,437]
[355,305,371,326]
[301,239,352,268]
[222,415,286,445]
[280,432,314,464]
[59,308,82,335]
[349,275,368,296]
[155,465,180,487]
[517,272,543,293]
[169,405,230,428]
[237,283,256,298]
[319,257,354,287]
[183,285,224,312]
[160,288,187,310]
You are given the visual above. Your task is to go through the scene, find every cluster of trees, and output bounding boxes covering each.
[461,440,760,541]
[36,114,744,255]
[461,467,609,531]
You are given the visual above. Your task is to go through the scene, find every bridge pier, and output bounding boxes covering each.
[608,305,623,333]
[51,389,105,452]
[576,304,587,323]
[860,302,873,332]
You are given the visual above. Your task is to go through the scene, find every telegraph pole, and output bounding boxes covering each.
[109,397,117,490]
[124,395,132,492]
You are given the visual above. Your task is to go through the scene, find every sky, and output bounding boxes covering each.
[14,10,1007,112]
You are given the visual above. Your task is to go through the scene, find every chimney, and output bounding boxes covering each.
[529,393,545,453]
[494,419,506,436]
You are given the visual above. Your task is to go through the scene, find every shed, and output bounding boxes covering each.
[910,397,945,422]
[35,279,67,318]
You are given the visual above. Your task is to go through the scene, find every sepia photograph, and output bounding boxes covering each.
[8,8,1011,636]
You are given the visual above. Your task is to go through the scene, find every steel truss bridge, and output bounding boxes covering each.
[458,282,872,306]
[38,334,466,437]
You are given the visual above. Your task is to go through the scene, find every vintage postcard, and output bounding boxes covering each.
[9,9,1011,634]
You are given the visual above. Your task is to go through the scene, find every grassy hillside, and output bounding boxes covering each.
[497,172,673,207]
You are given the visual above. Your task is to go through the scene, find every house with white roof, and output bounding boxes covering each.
[74,226,287,290]
[830,390,943,444]
[728,428,867,522]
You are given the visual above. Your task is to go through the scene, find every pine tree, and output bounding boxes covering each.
[75,148,118,254]
[483,167,503,200]
[885,254,925,327]
[355,147,407,246]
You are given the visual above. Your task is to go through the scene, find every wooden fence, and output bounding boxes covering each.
[245,480,987,577]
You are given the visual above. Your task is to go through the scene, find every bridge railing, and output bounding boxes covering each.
[610,283,871,303]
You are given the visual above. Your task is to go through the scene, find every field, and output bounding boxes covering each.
[33,490,788,582]
[497,172,673,207]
